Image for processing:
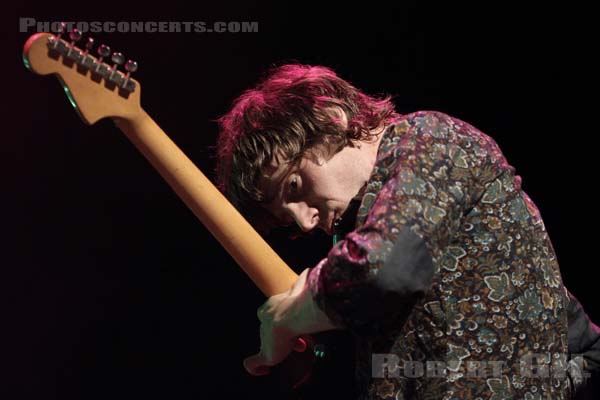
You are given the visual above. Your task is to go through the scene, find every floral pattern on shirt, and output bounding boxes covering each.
[310,111,571,399]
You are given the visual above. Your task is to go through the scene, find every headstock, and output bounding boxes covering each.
[23,23,142,125]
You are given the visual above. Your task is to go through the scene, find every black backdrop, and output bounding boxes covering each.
[5,2,598,399]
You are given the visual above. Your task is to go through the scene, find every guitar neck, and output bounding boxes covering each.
[22,32,296,296]
[114,110,298,296]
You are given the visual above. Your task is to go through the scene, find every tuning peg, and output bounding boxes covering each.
[125,60,138,73]
[66,29,82,58]
[108,52,125,80]
[82,37,94,56]
[69,29,82,43]
[94,44,111,72]
[85,37,95,50]
[51,22,67,49]
[77,37,95,68]
[111,52,125,66]
[122,59,138,88]
[97,44,111,59]
[55,22,67,37]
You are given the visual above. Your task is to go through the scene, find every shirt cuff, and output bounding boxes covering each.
[307,258,327,300]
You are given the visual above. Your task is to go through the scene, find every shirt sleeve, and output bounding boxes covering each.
[565,290,600,392]
[308,112,510,332]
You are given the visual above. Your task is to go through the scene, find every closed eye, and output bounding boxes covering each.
[286,175,301,200]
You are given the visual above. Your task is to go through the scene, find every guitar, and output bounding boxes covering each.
[22,28,349,394]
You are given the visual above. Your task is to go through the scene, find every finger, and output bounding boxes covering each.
[243,354,270,376]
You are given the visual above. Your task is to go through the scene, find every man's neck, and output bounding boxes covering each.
[362,122,391,169]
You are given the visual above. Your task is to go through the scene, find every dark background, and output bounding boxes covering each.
[5,1,598,399]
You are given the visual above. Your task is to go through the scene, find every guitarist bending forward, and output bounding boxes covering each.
[214,64,599,399]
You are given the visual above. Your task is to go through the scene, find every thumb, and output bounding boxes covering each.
[243,353,271,376]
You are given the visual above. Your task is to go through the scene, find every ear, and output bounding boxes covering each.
[324,106,349,129]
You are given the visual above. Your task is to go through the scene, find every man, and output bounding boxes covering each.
[215,64,599,398]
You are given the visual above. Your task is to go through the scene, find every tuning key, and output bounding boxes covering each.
[122,60,138,88]
[125,60,138,73]
[97,44,111,59]
[66,29,82,58]
[76,37,95,68]
[85,37,95,50]
[69,29,82,43]
[94,44,110,73]
[98,44,110,56]
[109,52,125,80]
[82,37,94,56]
[111,52,125,66]
[51,22,67,49]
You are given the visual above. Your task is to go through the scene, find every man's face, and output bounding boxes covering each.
[260,143,370,235]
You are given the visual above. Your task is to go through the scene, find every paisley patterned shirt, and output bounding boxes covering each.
[308,111,574,399]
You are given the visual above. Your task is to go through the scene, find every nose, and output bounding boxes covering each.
[287,202,319,232]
